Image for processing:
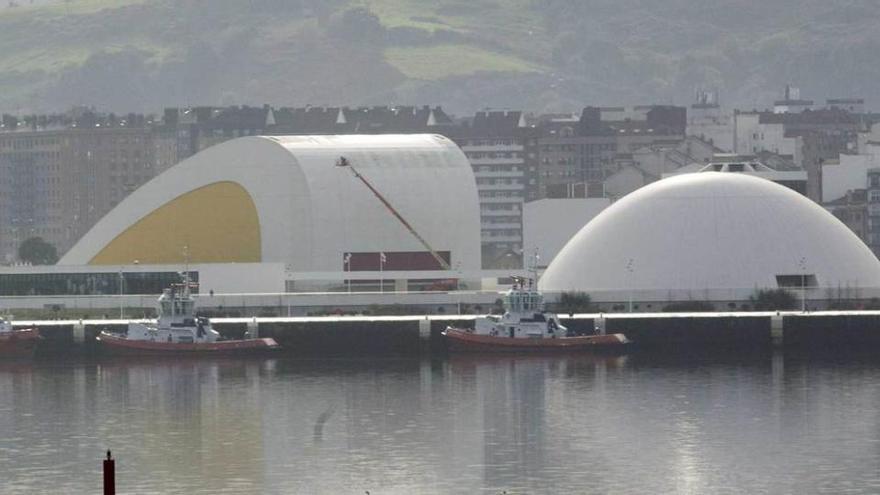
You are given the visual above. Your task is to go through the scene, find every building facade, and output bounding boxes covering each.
[0,112,155,261]
[604,136,718,199]
[686,91,734,152]
[867,168,880,256]
[735,107,862,202]
[59,135,482,293]
[0,129,65,262]
[826,189,868,244]
[534,105,687,200]
[447,111,535,268]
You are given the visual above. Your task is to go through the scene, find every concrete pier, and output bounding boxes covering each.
[17,310,880,357]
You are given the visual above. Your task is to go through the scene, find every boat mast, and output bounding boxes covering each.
[528,248,540,287]
[335,156,452,271]
[175,245,191,318]
[183,245,190,299]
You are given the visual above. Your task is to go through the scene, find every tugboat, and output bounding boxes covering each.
[0,316,41,359]
[443,277,629,352]
[97,274,279,355]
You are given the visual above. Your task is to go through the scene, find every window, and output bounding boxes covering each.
[775,274,817,288]
[0,271,199,296]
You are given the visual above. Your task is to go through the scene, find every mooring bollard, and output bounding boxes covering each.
[246,317,259,339]
[771,313,784,347]
[418,317,431,341]
[594,314,606,336]
[73,320,85,344]
[103,450,115,495]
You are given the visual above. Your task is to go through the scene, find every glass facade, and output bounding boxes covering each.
[0,271,198,296]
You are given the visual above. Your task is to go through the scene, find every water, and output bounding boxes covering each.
[2,352,880,494]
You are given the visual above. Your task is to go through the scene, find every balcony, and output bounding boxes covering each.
[481,222,521,230]
[476,183,525,191]
[478,197,524,204]
[473,170,524,178]
[462,144,523,152]
[481,234,522,243]
[467,156,525,166]
[480,209,521,216]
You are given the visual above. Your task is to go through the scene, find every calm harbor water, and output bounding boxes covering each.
[2,351,880,494]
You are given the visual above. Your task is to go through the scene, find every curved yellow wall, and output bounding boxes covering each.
[89,181,261,265]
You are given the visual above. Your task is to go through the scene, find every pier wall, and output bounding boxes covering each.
[782,313,880,349]
[18,311,880,357]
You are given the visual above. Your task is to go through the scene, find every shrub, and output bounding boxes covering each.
[662,300,715,312]
[558,291,592,314]
[750,289,797,311]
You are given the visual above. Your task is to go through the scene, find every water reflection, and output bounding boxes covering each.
[0,358,271,494]
[2,352,880,493]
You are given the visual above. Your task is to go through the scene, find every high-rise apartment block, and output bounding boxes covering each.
[446,111,535,268]
[0,112,153,261]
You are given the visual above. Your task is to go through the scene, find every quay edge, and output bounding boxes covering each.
[15,311,880,357]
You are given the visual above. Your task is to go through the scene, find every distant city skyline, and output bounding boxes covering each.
[1,89,879,268]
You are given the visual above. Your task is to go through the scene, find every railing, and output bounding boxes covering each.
[3,286,880,318]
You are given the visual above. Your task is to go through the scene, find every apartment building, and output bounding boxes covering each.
[0,112,154,261]
[447,111,534,268]
[535,105,687,199]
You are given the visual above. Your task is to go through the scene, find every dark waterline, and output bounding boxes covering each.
[2,351,880,494]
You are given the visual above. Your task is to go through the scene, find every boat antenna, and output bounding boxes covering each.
[529,249,540,287]
[182,245,190,296]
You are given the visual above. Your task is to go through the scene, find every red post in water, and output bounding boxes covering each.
[103,450,115,495]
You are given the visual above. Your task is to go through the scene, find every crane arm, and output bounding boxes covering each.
[336,156,452,271]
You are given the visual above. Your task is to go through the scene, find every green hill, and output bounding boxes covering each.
[0,0,878,114]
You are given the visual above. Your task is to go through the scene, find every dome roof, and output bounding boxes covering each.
[540,172,880,294]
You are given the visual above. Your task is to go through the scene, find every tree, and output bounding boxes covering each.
[558,291,592,314]
[749,289,796,311]
[328,7,385,44]
[18,237,58,265]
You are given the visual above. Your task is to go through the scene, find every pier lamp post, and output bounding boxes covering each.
[344,252,352,293]
[455,261,462,315]
[379,252,386,293]
[284,264,294,316]
[798,256,807,313]
[118,267,124,319]
[625,258,634,313]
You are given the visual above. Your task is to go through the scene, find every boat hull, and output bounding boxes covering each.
[96,332,280,356]
[443,327,628,352]
[0,328,41,359]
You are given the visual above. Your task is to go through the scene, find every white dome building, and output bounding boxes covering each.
[540,172,880,303]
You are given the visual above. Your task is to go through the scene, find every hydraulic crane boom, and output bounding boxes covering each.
[336,156,452,271]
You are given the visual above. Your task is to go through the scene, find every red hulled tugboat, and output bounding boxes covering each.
[443,277,629,352]
[97,274,279,356]
[0,316,41,359]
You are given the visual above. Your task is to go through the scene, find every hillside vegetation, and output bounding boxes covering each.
[0,0,878,114]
